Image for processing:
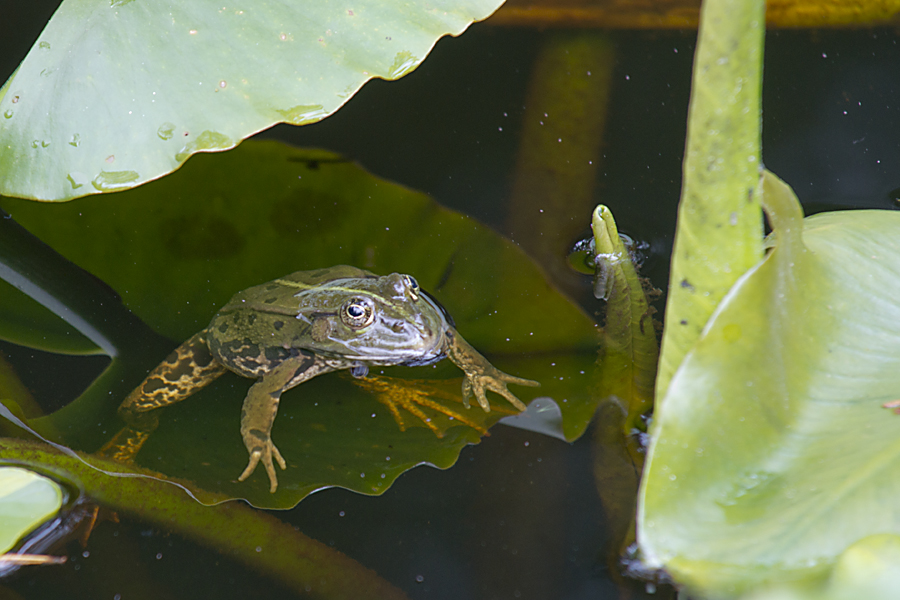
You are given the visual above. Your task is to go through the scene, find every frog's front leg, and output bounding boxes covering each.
[238,352,334,493]
[446,328,539,412]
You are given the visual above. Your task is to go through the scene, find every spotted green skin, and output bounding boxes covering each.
[207,265,448,379]
[115,265,539,493]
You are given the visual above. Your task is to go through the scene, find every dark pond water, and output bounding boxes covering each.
[2,2,900,598]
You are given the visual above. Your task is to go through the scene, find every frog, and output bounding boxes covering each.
[110,265,539,493]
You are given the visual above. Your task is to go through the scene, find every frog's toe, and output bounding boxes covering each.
[475,390,492,412]
[507,375,540,388]
[461,379,486,411]
[462,378,492,412]
[238,451,261,483]
[239,442,287,493]
[262,456,280,494]
[489,383,527,411]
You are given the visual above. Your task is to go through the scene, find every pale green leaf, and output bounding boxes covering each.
[0,0,503,201]
[0,466,63,553]
[638,172,900,597]
[740,535,900,600]
[655,0,765,400]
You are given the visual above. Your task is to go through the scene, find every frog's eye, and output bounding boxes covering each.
[403,275,419,300]
[341,296,375,328]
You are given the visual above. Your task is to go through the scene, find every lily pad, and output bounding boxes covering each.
[0,0,503,201]
[1,140,599,508]
[0,466,63,553]
[638,172,900,597]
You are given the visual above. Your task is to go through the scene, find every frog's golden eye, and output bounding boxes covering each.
[403,275,419,300]
[341,296,375,328]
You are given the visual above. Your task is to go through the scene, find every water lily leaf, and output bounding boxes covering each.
[638,171,900,597]
[0,466,63,554]
[2,140,598,508]
[0,0,503,201]
[655,0,764,400]
[128,350,594,508]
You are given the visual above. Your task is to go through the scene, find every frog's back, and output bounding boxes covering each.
[219,266,377,312]
[206,266,381,377]
[282,266,378,287]
[222,266,375,310]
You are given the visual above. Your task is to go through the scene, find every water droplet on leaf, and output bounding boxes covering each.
[92,170,139,191]
[157,122,175,140]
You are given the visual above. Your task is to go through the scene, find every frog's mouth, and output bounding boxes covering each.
[362,318,446,365]
[397,347,446,367]
[319,314,447,366]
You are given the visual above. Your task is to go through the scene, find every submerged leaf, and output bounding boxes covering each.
[638,171,900,596]
[0,0,503,201]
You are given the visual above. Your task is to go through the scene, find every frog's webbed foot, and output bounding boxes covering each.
[238,433,287,493]
[462,370,540,412]
[447,327,539,412]
[352,375,492,437]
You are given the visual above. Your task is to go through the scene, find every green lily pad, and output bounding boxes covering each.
[0,0,503,201]
[1,140,598,508]
[0,466,63,553]
[638,172,900,597]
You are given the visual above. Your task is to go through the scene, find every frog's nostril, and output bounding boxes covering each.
[390,321,406,333]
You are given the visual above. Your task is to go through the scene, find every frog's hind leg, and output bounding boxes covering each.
[100,331,227,461]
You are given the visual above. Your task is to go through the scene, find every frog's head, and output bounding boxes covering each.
[295,272,450,366]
